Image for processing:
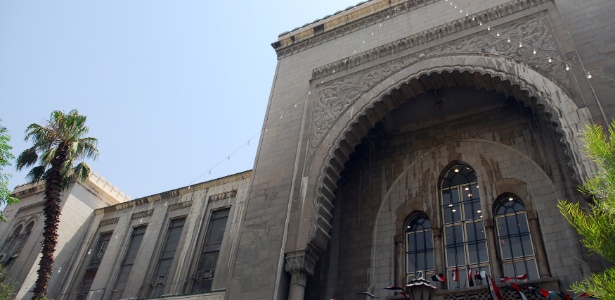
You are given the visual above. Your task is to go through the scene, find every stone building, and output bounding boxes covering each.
[0,173,131,299]
[2,0,615,299]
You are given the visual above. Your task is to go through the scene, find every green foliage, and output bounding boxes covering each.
[558,120,615,299]
[16,109,99,187]
[0,122,19,222]
[0,264,17,300]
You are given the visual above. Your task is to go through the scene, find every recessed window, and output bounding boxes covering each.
[495,195,538,279]
[150,217,186,298]
[405,213,434,283]
[75,231,112,300]
[191,209,230,293]
[441,164,489,288]
[112,226,147,300]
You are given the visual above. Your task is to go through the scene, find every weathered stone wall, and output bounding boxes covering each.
[57,171,251,300]
[554,0,615,123]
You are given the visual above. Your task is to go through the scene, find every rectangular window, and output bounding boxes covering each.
[191,209,229,293]
[75,232,112,300]
[150,218,186,298]
[112,226,147,300]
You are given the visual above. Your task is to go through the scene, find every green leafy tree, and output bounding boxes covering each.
[16,110,98,300]
[558,120,615,299]
[0,121,19,222]
[0,263,17,300]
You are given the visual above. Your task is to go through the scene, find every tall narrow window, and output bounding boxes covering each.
[405,213,434,283]
[441,164,488,288]
[495,195,538,279]
[150,217,186,297]
[76,232,113,300]
[191,209,230,293]
[112,226,147,300]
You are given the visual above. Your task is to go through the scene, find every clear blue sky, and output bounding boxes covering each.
[0,0,361,201]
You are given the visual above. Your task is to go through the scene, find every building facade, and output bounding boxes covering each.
[227,0,614,299]
[2,0,615,299]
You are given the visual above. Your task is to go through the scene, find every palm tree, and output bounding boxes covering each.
[16,109,98,299]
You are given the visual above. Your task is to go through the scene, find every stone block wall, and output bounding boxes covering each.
[57,171,251,300]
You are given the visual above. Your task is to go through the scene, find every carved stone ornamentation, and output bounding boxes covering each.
[168,200,193,211]
[131,209,154,220]
[99,217,119,227]
[309,11,567,153]
[285,257,315,277]
[208,190,237,202]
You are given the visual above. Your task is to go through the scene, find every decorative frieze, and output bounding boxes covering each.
[131,209,154,220]
[208,190,237,202]
[99,217,119,227]
[310,11,566,152]
[274,0,441,59]
[312,0,549,79]
[168,200,193,211]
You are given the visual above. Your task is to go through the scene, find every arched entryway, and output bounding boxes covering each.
[289,55,594,299]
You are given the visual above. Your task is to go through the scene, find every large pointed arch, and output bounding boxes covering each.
[301,54,593,259]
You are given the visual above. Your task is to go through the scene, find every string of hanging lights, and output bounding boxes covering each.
[188,0,614,185]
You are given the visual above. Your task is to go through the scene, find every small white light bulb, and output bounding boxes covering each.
[587,71,592,79]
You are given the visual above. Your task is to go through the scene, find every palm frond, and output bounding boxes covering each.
[72,162,92,183]
[26,165,46,183]
[16,147,39,170]
[76,138,98,160]
[39,148,57,165]
[24,123,55,149]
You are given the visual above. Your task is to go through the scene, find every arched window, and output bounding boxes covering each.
[13,222,34,255]
[495,195,538,279]
[405,213,434,283]
[440,164,489,288]
[1,224,23,265]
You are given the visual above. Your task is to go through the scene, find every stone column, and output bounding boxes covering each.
[432,228,444,289]
[394,234,404,287]
[285,250,317,300]
[527,211,551,277]
[484,219,502,278]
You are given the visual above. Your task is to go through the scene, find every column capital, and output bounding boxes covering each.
[526,210,538,221]
[285,250,317,277]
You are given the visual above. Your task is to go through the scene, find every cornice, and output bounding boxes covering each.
[272,0,441,59]
[312,0,549,79]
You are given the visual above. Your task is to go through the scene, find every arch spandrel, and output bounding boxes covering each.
[297,54,594,261]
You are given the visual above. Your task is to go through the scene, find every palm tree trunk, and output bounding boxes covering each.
[32,145,67,300]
